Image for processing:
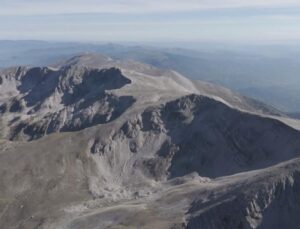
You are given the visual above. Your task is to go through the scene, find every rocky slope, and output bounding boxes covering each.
[0,54,300,229]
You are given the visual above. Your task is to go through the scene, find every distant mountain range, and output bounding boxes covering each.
[1,40,300,113]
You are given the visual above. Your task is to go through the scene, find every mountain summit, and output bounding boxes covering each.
[1,54,300,229]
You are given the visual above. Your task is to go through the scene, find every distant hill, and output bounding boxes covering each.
[1,40,300,113]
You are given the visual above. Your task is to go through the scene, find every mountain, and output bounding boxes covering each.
[1,40,300,113]
[1,54,300,229]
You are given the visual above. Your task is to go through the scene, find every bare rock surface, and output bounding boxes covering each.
[1,54,300,229]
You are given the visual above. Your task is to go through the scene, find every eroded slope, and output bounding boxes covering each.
[1,54,300,229]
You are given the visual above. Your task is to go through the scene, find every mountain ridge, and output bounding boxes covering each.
[1,54,300,229]
[0,54,288,141]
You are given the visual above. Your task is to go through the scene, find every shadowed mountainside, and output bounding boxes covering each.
[0,54,300,229]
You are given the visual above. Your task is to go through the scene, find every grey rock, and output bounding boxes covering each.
[1,54,300,229]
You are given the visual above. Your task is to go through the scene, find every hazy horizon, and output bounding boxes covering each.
[1,0,300,44]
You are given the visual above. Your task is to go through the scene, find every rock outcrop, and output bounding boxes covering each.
[0,54,300,229]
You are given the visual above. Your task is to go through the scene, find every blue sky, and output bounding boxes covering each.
[1,0,300,44]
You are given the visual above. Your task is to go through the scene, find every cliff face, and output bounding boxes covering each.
[0,66,134,140]
[0,54,300,229]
